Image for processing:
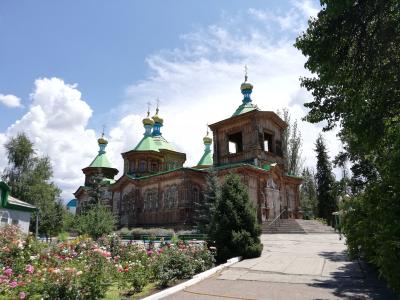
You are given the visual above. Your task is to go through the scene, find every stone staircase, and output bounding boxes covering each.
[262,219,336,234]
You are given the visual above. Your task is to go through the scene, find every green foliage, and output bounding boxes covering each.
[193,168,218,234]
[62,211,78,233]
[295,0,400,291]
[151,246,195,287]
[76,203,116,239]
[210,173,262,263]
[0,226,215,299]
[278,108,303,176]
[300,168,318,219]
[2,133,64,237]
[314,135,336,225]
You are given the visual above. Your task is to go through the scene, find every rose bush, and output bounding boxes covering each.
[0,225,215,299]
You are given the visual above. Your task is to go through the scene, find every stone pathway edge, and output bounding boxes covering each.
[142,257,242,300]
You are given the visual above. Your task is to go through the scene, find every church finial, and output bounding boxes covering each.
[152,98,163,136]
[155,98,160,115]
[143,102,154,135]
[97,126,108,154]
[203,124,212,146]
[146,101,151,117]
[240,65,253,104]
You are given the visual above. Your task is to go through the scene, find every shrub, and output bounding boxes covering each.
[151,246,195,287]
[76,203,116,239]
[210,174,263,263]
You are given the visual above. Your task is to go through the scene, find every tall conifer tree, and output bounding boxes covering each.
[210,173,262,263]
[315,134,336,224]
[193,168,218,234]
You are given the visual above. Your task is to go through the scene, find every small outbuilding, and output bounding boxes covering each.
[0,181,37,234]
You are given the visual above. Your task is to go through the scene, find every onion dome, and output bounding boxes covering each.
[143,114,154,126]
[195,127,213,169]
[97,135,108,154]
[153,109,164,124]
[232,66,259,116]
[152,105,164,136]
[143,109,154,137]
[203,135,212,145]
[97,136,108,145]
[240,81,253,92]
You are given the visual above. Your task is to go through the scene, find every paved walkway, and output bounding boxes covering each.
[165,234,396,300]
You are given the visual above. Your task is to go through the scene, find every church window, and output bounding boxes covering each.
[263,133,274,153]
[171,186,178,207]
[151,162,158,172]
[228,132,243,154]
[193,188,199,203]
[139,160,147,172]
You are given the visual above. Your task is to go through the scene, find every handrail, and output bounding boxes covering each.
[266,209,287,229]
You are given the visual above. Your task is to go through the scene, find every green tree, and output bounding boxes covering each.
[210,173,262,263]
[278,108,303,176]
[315,135,336,225]
[193,168,218,234]
[77,203,116,239]
[2,133,64,237]
[295,0,400,291]
[300,168,317,219]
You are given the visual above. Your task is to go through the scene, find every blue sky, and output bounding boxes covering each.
[1,0,296,131]
[0,1,343,200]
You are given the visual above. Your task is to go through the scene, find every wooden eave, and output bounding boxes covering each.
[209,110,287,131]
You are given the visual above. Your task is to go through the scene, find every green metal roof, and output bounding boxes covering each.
[196,150,213,167]
[0,181,37,212]
[134,136,159,152]
[133,135,175,152]
[88,152,113,168]
[232,102,259,116]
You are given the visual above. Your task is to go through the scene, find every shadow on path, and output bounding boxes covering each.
[308,250,397,300]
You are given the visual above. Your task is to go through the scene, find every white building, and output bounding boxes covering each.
[0,181,37,234]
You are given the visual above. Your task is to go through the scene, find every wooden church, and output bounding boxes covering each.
[74,75,302,228]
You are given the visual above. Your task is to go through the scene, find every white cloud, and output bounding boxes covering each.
[1,0,341,200]
[109,0,341,177]
[2,78,98,200]
[0,94,22,108]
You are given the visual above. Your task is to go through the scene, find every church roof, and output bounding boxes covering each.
[88,152,113,168]
[232,102,259,116]
[196,149,213,168]
[133,135,175,152]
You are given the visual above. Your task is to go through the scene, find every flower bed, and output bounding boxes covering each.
[0,225,215,299]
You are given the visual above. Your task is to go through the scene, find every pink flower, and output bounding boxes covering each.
[19,292,26,299]
[4,268,13,277]
[147,250,153,256]
[25,265,34,274]
[9,280,17,288]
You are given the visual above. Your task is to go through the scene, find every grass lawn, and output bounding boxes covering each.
[103,282,158,300]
